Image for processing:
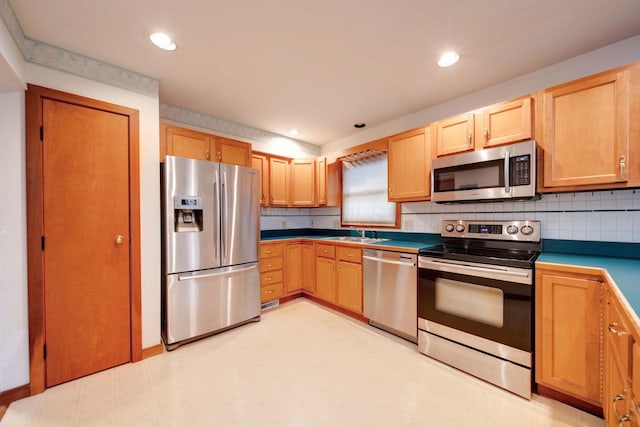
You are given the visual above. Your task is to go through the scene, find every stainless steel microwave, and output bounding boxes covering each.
[431,140,538,203]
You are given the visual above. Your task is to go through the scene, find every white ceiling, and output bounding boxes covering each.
[10,0,640,145]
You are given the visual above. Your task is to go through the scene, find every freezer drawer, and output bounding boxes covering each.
[163,262,260,349]
[363,249,418,342]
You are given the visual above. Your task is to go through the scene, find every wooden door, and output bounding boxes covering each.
[315,256,336,303]
[388,126,431,201]
[336,261,363,314]
[251,153,270,206]
[25,85,142,394]
[290,159,316,206]
[285,243,303,293]
[301,243,315,293]
[436,113,474,156]
[536,270,601,404]
[166,125,213,161]
[542,69,630,188]
[216,136,252,166]
[41,98,133,387]
[480,97,533,148]
[269,157,289,206]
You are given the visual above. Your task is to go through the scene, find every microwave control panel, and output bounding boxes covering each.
[510,155,530,186]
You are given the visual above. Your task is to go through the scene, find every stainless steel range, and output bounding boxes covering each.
[417,219,541,399]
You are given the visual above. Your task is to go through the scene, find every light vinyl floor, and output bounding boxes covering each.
[1,299,603,426]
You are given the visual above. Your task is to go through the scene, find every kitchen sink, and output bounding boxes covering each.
[322,236,389,244]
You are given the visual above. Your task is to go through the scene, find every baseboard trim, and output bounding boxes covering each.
[536,384,603,418]
[0,384,31,406]
[301,294,368,324]
[141,343,164,359]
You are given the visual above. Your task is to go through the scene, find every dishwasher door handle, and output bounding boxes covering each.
[363,255,416,267]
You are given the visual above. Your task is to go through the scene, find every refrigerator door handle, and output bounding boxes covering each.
[221,169,227,260]
[178,264,258,281]
[213,170,220,262]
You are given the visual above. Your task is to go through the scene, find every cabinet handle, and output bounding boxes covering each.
[205,151,210,160]
[266,290,273,294]
[618,414,632,426]
[620,155,626,180]
[265,250,273,254]
[347,253,353,257]
[467,131,473,146]
[218,152,222,161]
[614,391,627,419]
[266,277,272,281]
[266,264,272,267]
[483,128,489,144]
[608,322,628,336]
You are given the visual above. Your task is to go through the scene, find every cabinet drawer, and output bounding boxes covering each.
[260,257,283,272]
[261,283,283,303]
[316,244,336,258]
[261,270,283,286]
[260,243,283,258]
[337,246,362,263]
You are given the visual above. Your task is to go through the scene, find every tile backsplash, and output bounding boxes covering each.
[260,189,640,243]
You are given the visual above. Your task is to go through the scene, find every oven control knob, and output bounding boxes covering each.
[445,224,455,232]
[455,224,465,233]
[506,225,519,235]
[521,225,534,236]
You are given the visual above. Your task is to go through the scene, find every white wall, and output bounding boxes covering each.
[0,91,29,392]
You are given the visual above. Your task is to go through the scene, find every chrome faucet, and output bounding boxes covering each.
[359,229,366,238]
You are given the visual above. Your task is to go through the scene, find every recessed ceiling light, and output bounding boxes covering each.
[288,129,300,136]
[437,51,459,67]
[354,123,366,128]
[150,32,176,51]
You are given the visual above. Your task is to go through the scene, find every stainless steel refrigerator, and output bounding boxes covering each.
[161,155,260,350]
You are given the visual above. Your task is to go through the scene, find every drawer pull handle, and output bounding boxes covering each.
[266,290,273,294]
[347,253,353,257]
[266,264,272,267]
[265,250,273,254]
[609,322,627,336]
[266,277,272,281]
[618,414,631,426]
[614,391,627,419]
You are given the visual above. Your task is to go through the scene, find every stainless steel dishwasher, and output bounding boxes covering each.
[363,248,418,343]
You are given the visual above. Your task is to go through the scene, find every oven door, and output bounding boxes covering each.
[418,256,532,354]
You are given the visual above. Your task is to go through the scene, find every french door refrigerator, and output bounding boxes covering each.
[161,155,260,350]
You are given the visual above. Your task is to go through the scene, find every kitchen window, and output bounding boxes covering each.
[341,151,399,228]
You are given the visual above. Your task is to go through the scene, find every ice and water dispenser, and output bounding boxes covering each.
[174,196,203,232]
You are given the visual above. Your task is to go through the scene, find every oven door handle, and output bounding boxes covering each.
[419,258,531,283]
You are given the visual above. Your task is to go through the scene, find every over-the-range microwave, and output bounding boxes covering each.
[431,140,538,203]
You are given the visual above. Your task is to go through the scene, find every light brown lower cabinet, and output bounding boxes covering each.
[535,267,602,406]
[313,243,363,315]
[315,253,336,303]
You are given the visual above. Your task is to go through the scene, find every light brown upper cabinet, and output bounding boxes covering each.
[216,136,252,166]
[317,157,327,206]
[251,152,270,206]
[436,112,475,156]
[290,158,316,206]
[269,156,289,206]
[478,96,533,149]
[388,125,432,202]
[161,124,252,166]
[541,67,634,189]
[164,124,215,161]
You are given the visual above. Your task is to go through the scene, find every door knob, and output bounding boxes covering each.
[114,235,126,246]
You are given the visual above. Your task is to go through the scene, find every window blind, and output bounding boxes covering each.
[341,154,396,226]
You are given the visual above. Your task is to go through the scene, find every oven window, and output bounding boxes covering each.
[435,278,504,327]
[434,159,504,192]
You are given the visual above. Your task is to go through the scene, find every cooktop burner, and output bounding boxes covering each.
[419,220,542,269]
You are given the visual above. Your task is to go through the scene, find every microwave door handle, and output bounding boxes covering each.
[504,150,511,194]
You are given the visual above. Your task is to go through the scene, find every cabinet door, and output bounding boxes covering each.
[216,137,252,166]
[301,243,316,294]
[290,159,316,206]
[388,126,432,201]
[166,126,214,161]
[479,97,533,148]
[269,157,289,206]
[336,260,362,314]
[436,113,474,156]
[536,271,601,405]
[543,69,630,188]
[315,256,336,303]
[252,153,270,206]
[285,243,302,293]
[317,157,327,206]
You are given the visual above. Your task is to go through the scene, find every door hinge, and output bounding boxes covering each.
[43,344,47,359]
[41,236,45,250]
[40,126,44,141]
